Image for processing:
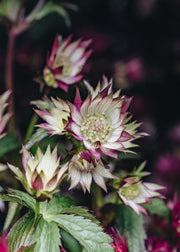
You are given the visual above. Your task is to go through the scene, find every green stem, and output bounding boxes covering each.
[35,201,40,219]
[24,113,39,143]
[91,183,104,217]
[5,30,16,134]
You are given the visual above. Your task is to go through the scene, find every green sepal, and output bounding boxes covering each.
[116,204,146,252]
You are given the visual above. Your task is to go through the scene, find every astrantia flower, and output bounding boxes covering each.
[69,79,144,159]
[8,145,68,200]
[32,97,70,135]
[43,35,92,92]
[0,90,12,139]
[117,176,163,215]
[105,227,127,252]
[68,150,116,193]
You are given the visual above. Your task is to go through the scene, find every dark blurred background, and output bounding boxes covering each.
[0,0,180,198]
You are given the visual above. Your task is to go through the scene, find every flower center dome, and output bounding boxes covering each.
[120,184,140,200]
[81,113,111,144]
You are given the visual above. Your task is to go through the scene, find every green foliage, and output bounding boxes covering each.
[0,0,21,21]
[0,135,20,158]
[142,198,170,218]
[31,2,71,26]
[30,217,61,252]
[17,244,36,252]
[51,214,114,252]
[23,128,49,151]
[40,196,76,219]
[60,206,99,224]
[116,204,146,252]
[0,189,36,211]
[60,229,82,252]
[8,212,35,252]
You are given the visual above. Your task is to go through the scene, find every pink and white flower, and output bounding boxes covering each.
[117,176,164,215]
[8,145,68,200]
[69,78,144,159]
[32,97,70,135]
[43,35,92,92]
[68,150,116,193]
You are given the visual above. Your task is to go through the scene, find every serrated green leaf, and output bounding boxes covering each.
[142,198,170,217]
[40,196,76,220]
[1,189,36,211]
[23,128,48,151]
[51,214,114,252]
[116,204,146,252]
[30,217,61,252]
[33,2,70,26]
[60,206,99,225]
[0,135,20,158]
[8,212,35,252]
[17,243,36,252]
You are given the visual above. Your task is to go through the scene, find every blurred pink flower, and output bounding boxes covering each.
[126,58,145,82]
[43,35,92,92]
[105,227,127,252]
[167,123,180,144]
[146,237,172,252]
[172,201,180,238]
[0,235,8,252]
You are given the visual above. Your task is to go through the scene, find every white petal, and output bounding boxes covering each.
[69,167,81,189]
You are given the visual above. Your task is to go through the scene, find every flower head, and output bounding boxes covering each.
[43,35,92,92]
[69,78,144,159]
[68,150,115,193]
[32,97,70,135]
[0,90,12,139]
[105,227,127,252]
[8,145,68,200]
[117,176,163,215]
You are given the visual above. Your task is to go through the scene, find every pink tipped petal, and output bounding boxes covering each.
[100,147,118,159]
[74,88,83,110]
[57,81,69,92]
